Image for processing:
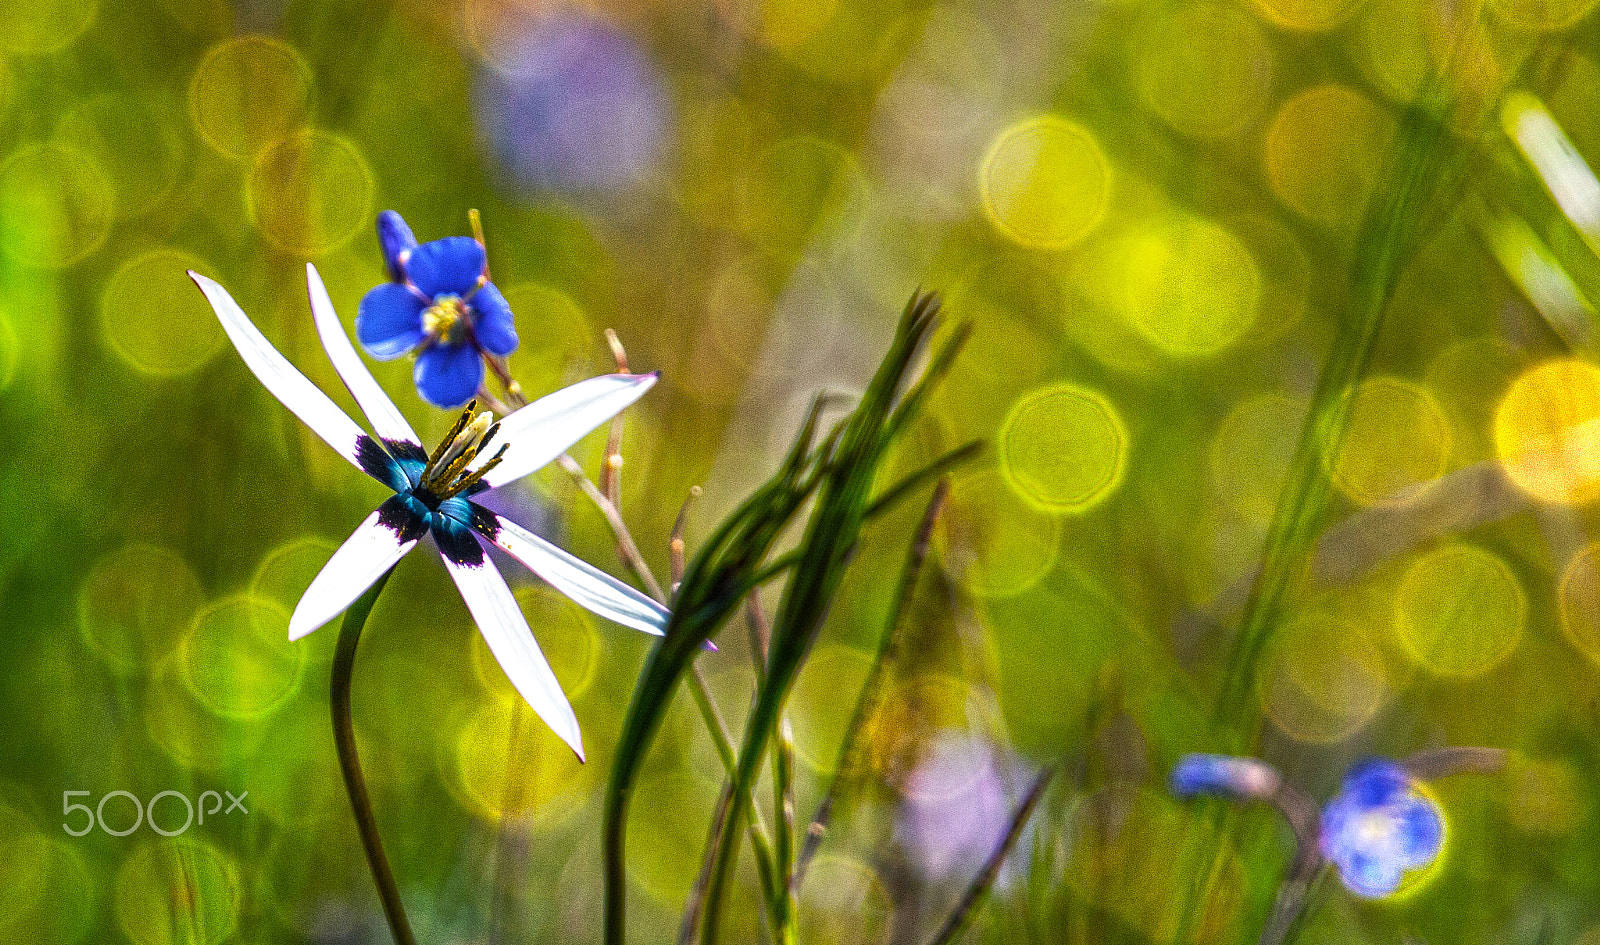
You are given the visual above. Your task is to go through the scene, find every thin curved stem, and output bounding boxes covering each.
[331,567,416,945]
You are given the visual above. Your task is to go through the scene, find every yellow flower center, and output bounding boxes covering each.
[422,295,469,344]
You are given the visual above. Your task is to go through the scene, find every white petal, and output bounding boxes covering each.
[482,373,660,489]
[288,507,418,641]
[475,508,669,636]
[441,552,584,759]
[190,270,373,476]
[305,263,420,449]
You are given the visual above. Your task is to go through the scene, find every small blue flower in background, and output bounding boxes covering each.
[357,211,519,409]
[1320,759,1444,899]
[1171,753,1282,802]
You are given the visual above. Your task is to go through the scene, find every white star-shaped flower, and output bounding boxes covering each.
[192,264,668,759]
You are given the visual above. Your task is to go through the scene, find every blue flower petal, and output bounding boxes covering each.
[470,282,519,356]
[415,342,484,408]
[377,210,418,282]
[356,283,428,360]
[1395,796,1444,867]
[1338,849,1404,899]
[1343,759,1408,808]
[406,237,486,297]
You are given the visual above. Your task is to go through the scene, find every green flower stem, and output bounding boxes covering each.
[771,719,798,945]
[331,567,416,945]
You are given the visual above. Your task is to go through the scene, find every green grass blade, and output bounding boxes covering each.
[794,480,949,887]
[700,291,949,945]
[603,398,832,945]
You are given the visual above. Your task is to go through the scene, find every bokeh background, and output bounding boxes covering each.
[4,0,1600,942]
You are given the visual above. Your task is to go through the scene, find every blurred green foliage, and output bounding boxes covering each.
[4,0,1600,942]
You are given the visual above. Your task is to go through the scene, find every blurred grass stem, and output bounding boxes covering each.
[330,566,417,945]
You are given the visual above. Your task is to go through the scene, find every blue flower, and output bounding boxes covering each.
[1171,753,1282,801]
[192,264,666,759]
[1320,760,1444,899]
[356,211,520,409]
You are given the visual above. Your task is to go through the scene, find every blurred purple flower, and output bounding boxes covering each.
[474,16,669,193]
[896,732,1028,881]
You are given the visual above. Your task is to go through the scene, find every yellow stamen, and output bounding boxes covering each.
[421,295,468,343]
[421,407,501,496]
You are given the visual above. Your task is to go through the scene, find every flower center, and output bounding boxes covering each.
[414,400,508,505]
[1353,810,1398,851]
[422,295,469,344]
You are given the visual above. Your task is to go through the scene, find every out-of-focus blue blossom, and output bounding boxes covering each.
[1171,753,1282,801]
[474,15,669,193]
[356,212,519,409]
[1319,760,1444,899]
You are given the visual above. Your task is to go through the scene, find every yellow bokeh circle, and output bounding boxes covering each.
[143,661,267,772]
[56,94,187,221]
[1136,3,1275,139]
[190,36,314,160]
[1326,377,1452,506]
[1264,85,1393,232]
[1495,358,1600,504]
[115,838,239,945]
[980,116,1110,249]
[1259,613,1390,742]
[1393,544,1524,677]
[798,855,890,945]
[1210,394,1304,523]
[250,535,340,618]
[247,130,374,256]
[754,0,840,49]
[1558,543,1600,664]
[1487,0,1598,30]
[0,802,50,932]
[78,543,205,674]
[181,595,305,719]
[938,469,1062,597]
[447,699,594,824]
[788,643,873,773]
[1120,215,1261,356]
[0,144,113,268]
[1250,0,1369,31]
[999,383,1128,513]
[101,249,225,378]
[0,0,97,55]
